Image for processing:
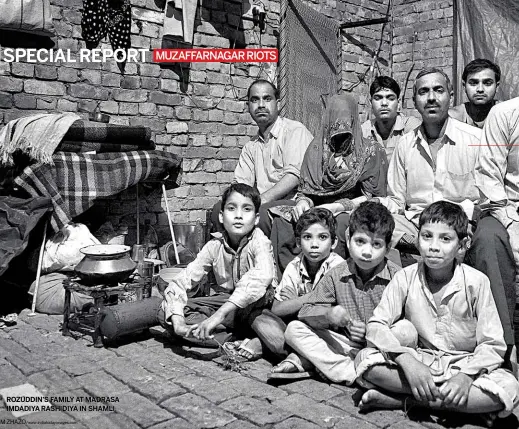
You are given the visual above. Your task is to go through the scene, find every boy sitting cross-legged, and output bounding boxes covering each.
[277,201,401,384]
[159,183,276,346]
[243,208,344,370]
[356,201,519,424]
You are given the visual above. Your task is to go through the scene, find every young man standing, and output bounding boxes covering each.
[449,59,501,129]
[361,76,421,160]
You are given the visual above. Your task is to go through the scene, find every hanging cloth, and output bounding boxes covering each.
[163,0,198,44]
[81,0,131,57]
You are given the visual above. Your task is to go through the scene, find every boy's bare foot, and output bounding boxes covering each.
[359,389,405,411]
[235,338,263,360]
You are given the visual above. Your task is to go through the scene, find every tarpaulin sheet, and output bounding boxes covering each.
[456,0,519,102]
[0,196,52,277]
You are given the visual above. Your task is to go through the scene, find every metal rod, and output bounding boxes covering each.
[162,184,180,265]
[29,218,49,316]
[136,184,140,245]
[340,17,388,29]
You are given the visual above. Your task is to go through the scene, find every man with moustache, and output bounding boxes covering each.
[374,68,516,365]
[450,59,501,129]
[362,76,421,160]
[234,80,313,203]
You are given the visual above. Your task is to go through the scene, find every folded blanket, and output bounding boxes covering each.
[64,121,152,143]
[14,150,182,232]
[0,113,81,166]
[57,140,156,153]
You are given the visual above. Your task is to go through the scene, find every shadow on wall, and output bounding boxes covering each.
[154,0,249,92]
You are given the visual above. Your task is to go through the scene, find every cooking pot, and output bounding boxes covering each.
[75,244,137,285]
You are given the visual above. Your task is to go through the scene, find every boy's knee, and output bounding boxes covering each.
[391,319,418,348]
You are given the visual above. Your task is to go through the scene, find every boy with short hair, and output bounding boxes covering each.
[160,183,276,344]
[277,201,400,384]
[356,201,519,422]
[244,208,344,366]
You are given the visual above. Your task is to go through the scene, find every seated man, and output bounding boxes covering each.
[279,202,400,384]
[356,202,519,425]
[376,67,516,364]
[449,59,501,129]
[159,183,276,345]
[362,75,421,161]
[211,79,313,232]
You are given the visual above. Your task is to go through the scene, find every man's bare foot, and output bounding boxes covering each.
[271,360,299,373]
[359,389,405,411]
[236,338,263,360]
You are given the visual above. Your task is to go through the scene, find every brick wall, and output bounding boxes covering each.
[0,0,454,242]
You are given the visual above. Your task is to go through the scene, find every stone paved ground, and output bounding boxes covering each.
[0,310,518,429]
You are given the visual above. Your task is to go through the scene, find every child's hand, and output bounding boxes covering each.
[327,305,350,328]
[439,373,473,407]
[191,314,222,340]
[396,354,440,403]
[348,320,366,343]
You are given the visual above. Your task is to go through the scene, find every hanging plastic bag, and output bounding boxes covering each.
[0,0,55,37]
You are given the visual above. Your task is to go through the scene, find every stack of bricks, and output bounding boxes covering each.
[0,0,455,236]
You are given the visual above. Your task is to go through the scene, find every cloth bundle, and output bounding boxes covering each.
[14,150,182,232]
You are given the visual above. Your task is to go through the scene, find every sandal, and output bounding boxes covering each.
[222,338,263,362]
[268,355,314,380]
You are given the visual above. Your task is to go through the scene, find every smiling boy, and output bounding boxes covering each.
[356,201,519,423]
[279,202,400,384]
[160,183,276,345]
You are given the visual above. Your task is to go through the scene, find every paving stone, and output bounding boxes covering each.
[0,338,30,357]
[27,369,77,395]
[191,358,242,381]
[147,418,193,429]
[54,389,110,421]
[112,392,174,428]
[101,356,153,381]
[75,370,131,397]
[0,408,28,428]
[183,345,221,360]
[9,328,49,349]
[5,353,54,376]
[82,413,141,429]
[273,393,348,428]
[132,353,196,380]
[24,314,62,332]
[224,376,288,401]
[161,392,236,428]
[327,394,407,428]
[54,355,100,376]
[281,379,343,402]
[333,417,381,429]
[220,396,293,425]
[24,410,75,428]
[222,420,260,429]
[389,421,429,428]
[175,374,241,404]
[0,364,27,389]
[130,376,186,403]
[273,417,322,429]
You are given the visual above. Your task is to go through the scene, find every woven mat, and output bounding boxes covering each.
[279,0,341,136]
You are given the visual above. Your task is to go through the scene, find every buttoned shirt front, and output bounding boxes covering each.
[475,97,519,228]
[361,113,421,161]
[382,117,482,224]
[298,258,401,330]
[274,252,345,301]
[233,116,313,196]
[366,263,506,376]
[162,228,276,322]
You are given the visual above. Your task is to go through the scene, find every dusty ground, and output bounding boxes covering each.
[0,309,518,429]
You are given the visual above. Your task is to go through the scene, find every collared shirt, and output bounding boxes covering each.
[361,113,421,161]
[162,228,276,322]
[298,258,401,330]
[366,262,506,376]
[382,117,482,224]
[449,101,499,129]
[274,252,345,301]
[475,97,519,227]
[234,116,313,196]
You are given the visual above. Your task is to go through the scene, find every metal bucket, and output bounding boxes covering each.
[160,221,205,266]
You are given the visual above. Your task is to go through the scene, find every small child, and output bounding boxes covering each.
[356,201,519,423]
[246,208,344,368]
[277,201,400,384]
[159,183,276,345]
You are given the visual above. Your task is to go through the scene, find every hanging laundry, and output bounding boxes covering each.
[81,0,131,59]
[163,0,198,45]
